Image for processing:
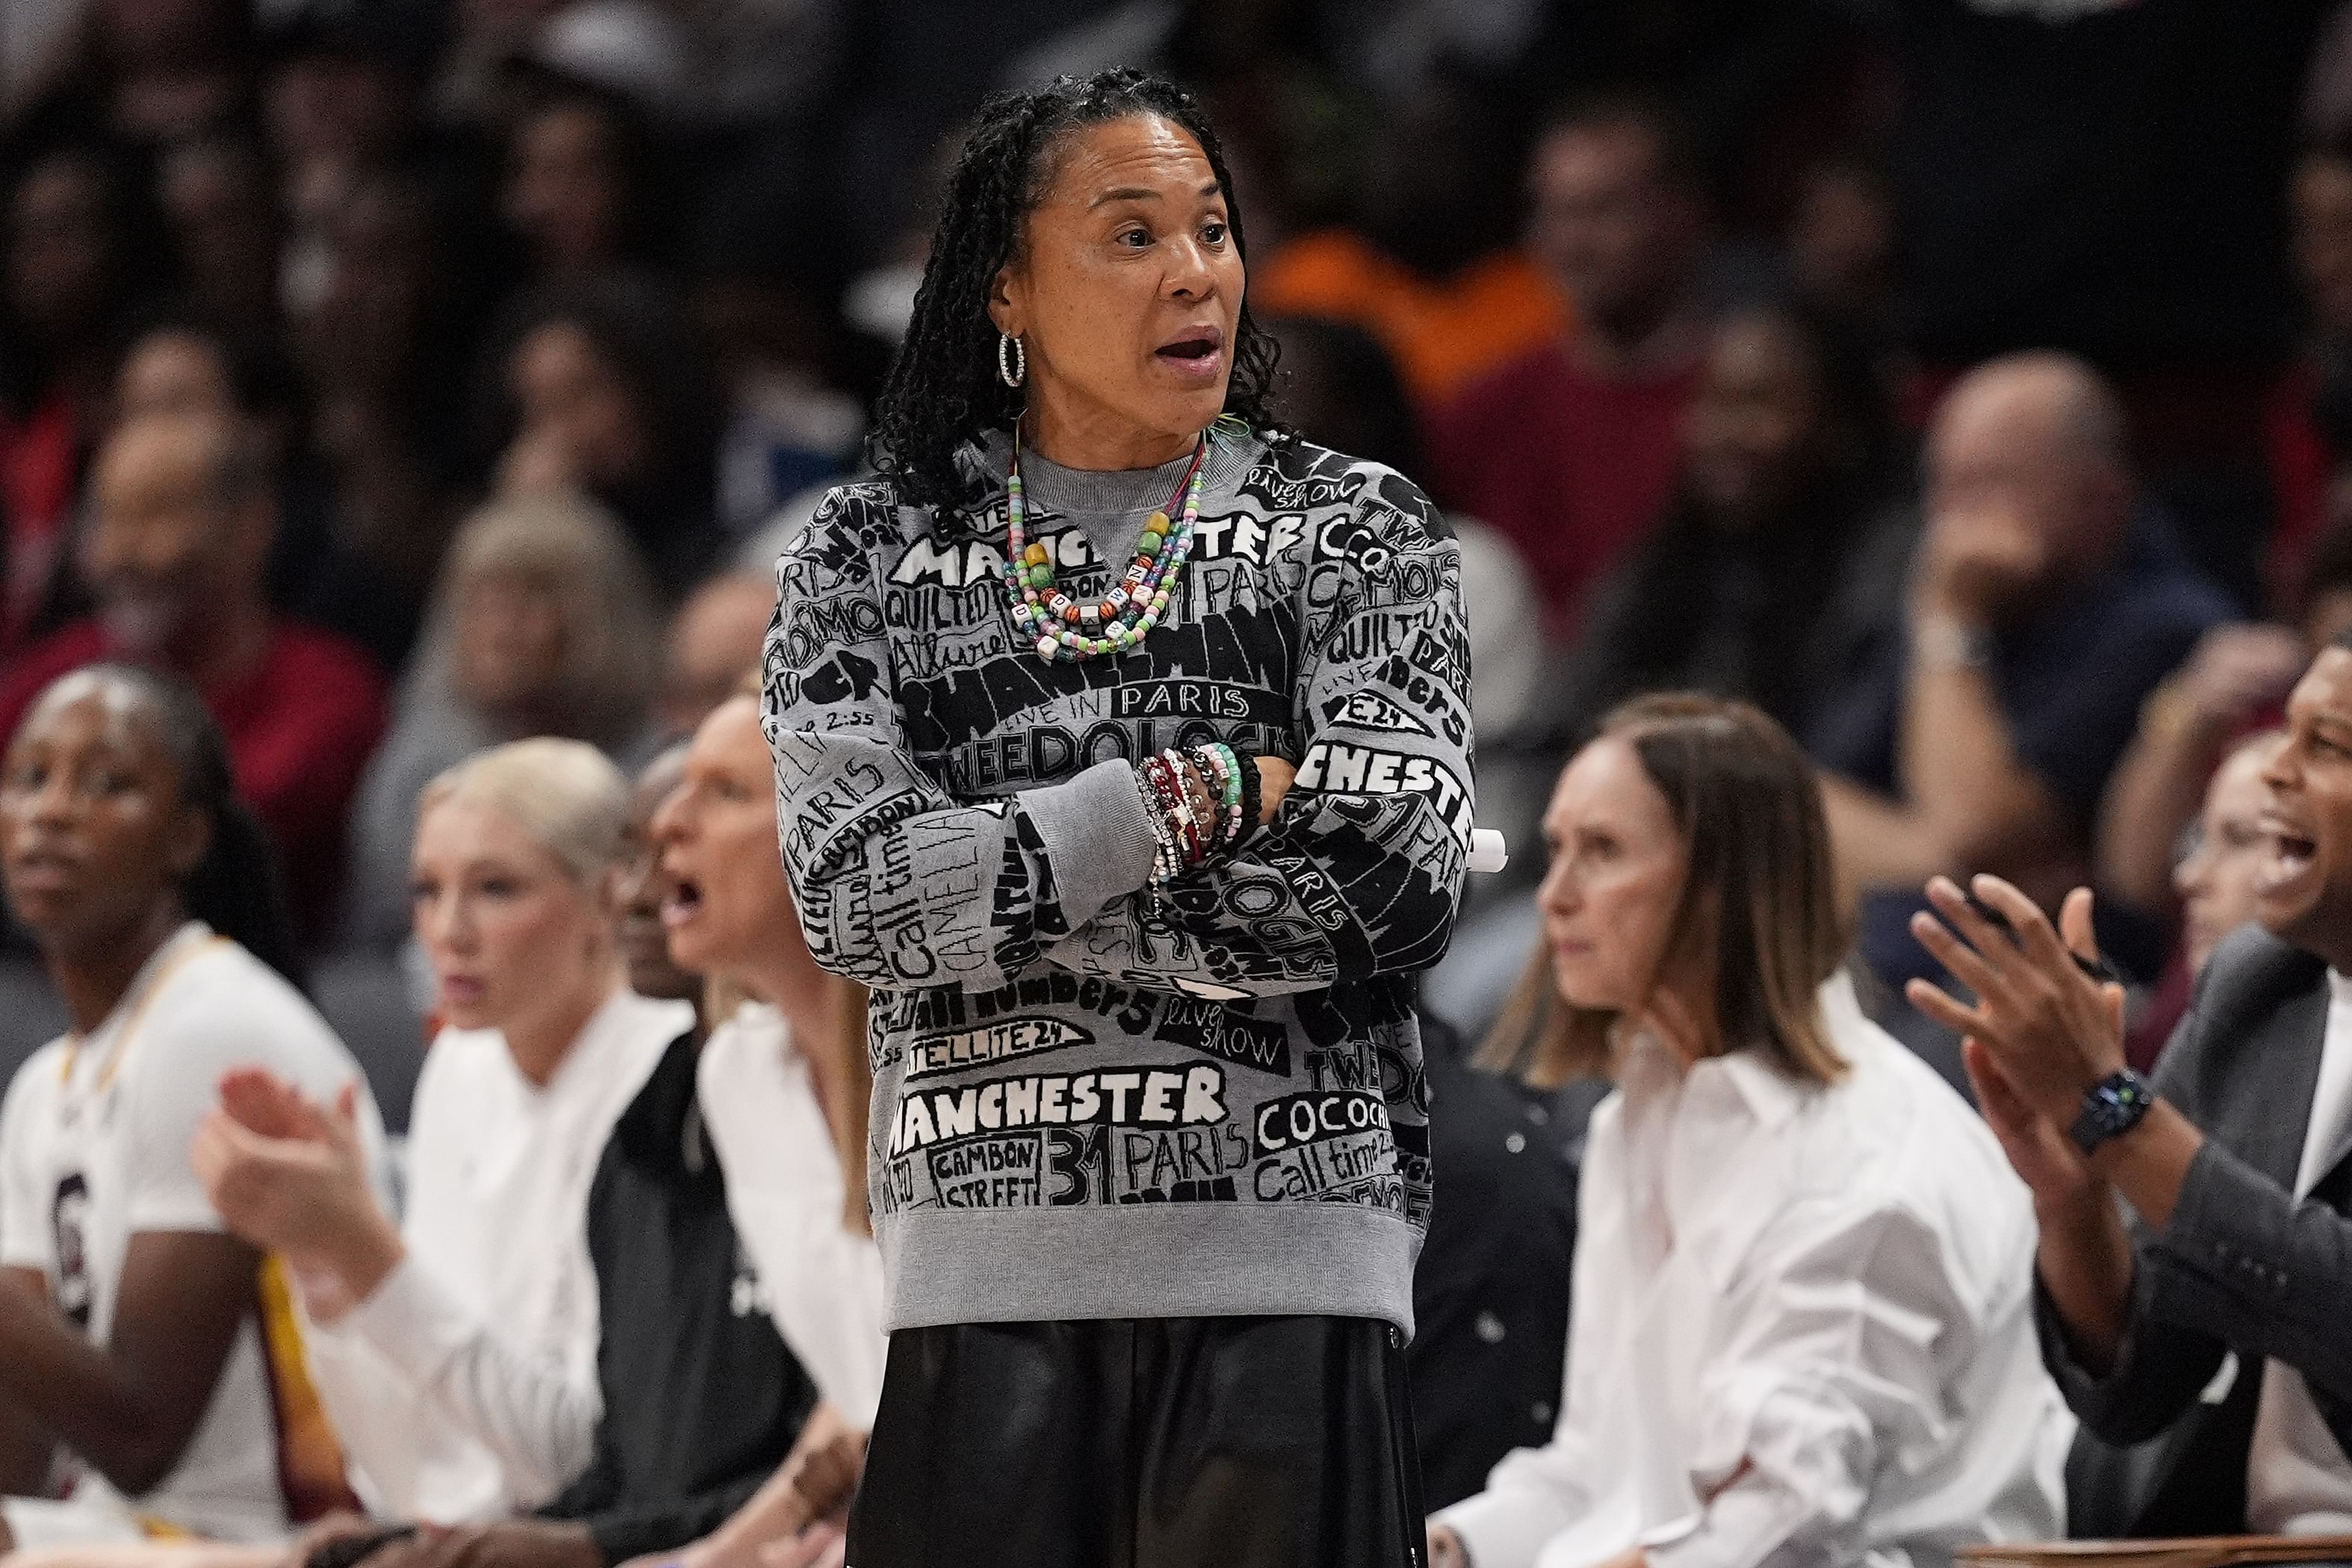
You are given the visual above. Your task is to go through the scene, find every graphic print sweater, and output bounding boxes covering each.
[763,426,1471,1335]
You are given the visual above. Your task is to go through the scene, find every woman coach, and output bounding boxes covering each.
[762,67,1472,1568]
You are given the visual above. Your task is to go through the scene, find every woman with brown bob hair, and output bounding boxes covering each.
[1430,694,2069,1568]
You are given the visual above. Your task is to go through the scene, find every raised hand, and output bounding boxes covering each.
[193,1074,402,1312]
[1905,877,2126,1127]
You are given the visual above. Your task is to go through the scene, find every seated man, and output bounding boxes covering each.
[0,412,386,937]
[1908,628,2352,1535]
[1811,353,2232,1048]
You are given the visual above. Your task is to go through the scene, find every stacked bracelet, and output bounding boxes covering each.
[1191,741,1244,849]
[1136,744,1256,892]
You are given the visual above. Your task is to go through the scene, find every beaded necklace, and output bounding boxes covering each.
[1001,427,1208,663]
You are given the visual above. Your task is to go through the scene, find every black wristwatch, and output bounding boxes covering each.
[2070,1068,2156,1156]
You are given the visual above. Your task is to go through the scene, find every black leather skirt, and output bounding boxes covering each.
[845,1315,1426,1568]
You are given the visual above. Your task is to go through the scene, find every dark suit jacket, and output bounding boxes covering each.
[2048,925,2352,1536]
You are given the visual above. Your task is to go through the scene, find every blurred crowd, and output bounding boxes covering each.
[1,0,2348,1119]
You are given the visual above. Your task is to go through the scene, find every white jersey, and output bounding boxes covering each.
[307,987,685,1522]
[0,924,387,1544]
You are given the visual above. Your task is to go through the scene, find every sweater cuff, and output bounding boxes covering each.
[343,1254,477,1387]
[1017,758,1158,927]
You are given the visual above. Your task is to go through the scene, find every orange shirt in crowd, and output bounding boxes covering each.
[1251,230,1571,408]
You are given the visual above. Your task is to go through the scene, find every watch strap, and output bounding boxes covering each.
[2070,1068,2156,1156]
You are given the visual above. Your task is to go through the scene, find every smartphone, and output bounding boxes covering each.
[1960,889,2122,985]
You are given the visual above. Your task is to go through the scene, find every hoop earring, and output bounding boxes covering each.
[999,332,1025,388]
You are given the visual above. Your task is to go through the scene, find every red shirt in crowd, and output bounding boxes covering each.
[1427,341,1702,642]
[0,619,388,939]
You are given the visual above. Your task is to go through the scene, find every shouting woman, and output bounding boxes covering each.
[763,67,1471,1568]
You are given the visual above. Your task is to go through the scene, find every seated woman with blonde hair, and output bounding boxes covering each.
[1429,694,2070,1568]
[208,737,691,1520]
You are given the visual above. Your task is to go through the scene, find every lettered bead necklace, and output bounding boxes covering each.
[1002,429,1208,662]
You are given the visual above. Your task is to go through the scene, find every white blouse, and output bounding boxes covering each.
[697,1001,889,1428]
[304,988,688,1521]
[1437,973,2072,1568]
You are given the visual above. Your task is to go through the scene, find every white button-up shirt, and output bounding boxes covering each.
[1438,973,2071,1568]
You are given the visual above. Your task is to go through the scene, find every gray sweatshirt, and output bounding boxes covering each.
[761,426,1471,1334]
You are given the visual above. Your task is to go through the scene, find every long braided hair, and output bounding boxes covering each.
[869,69,1283,513]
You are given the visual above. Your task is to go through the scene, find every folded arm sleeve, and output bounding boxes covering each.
[763,488,1159,995]
[1041,470,1474,997]
[1643,1204,1970,1568]
[339,1255,599,1504]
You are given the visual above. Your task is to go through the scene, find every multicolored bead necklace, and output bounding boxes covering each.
[1002,428,1208,663]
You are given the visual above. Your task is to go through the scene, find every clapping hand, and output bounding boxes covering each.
[192,1069,402,1316]
[1905,877,2128,1194]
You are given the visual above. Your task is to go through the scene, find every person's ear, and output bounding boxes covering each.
[988,261,1027,340]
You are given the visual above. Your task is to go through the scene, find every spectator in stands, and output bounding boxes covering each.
[199,738,693,1522]
[1783,155,1897,344]
[112,315,413,669]
[341,493,663,950]
[1428,695,2068,1568]
[1428,92,1713,641]
[2114,730,2286,1076]
[1854,0,2324,607]
[0,664,386,1546]
[2264,136,2352,610]
[501,83,661,286]
[1906,634,2352,1534]
[1551,298,1911,747]
[1,146,160,653]
[479,276,724,595]
[2098,627,2307,943]
[1810,354,2233,1025]
[258,0,450,329]
[155,134,283,340]
[2177,733,2291,986]
[297,169,481,615]
[12,0,252,150]
[1252,65,1565,408]
[657,572,774,741]
[0,412,388,942]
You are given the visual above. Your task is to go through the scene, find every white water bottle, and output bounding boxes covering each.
[1468,829,1508,875]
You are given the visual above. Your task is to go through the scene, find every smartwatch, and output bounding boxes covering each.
[2070,1068,2155,1156]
